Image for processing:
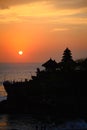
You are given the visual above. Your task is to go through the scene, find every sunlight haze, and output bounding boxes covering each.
[0,0,87,62]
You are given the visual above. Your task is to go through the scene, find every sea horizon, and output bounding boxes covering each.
[0,62,43,64]
[0,62,43,82]
[0,62,43,101]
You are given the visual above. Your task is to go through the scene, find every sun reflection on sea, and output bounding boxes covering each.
[0,85,7,101]
[0,115,8,129]
[0,85,7,96]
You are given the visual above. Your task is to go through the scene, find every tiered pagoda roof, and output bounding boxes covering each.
[42,58,58,70]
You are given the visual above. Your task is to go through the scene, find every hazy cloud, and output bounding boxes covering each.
[51,28,70,32]
[0,0,87,10]
[50,0,87,9]
[0,0,38,9]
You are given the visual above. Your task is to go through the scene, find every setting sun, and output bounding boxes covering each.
[0,0,87,63]
[18,51,23,55]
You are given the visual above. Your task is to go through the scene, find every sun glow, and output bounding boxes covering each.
[18,50,23,55]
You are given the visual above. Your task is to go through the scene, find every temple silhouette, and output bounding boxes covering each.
[42,48,76,72]
[1,48,87,119]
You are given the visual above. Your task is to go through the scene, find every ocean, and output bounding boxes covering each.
[0,63,43,102]
[0,63,87,129]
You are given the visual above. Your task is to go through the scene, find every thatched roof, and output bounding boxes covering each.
[42,58,58,68]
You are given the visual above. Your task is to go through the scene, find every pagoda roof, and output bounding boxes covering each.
[42,58,58,68]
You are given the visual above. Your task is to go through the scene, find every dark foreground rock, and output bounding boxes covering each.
[0,97,87,122]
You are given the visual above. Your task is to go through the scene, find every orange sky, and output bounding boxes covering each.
[0,0,87,63]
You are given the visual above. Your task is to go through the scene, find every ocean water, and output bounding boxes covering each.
[0,114,87,130]
[0,63,87,129]
[0,63,43,101]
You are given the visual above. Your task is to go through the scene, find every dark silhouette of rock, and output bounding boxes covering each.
[1,48,87,120]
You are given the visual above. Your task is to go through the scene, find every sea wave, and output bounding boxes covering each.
[0,95,7,101]
[57,119,87,129]
[0,115,87,130]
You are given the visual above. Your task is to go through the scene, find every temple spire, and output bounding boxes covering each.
[61,48,73,62]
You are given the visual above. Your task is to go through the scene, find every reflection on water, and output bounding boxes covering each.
[0,85,7,96]
[0,114,87,130]
[0,114,53,130]
[0,85,7,102]
[0,114,35,130]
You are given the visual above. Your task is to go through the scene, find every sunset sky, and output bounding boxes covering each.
[0,0,87,63]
